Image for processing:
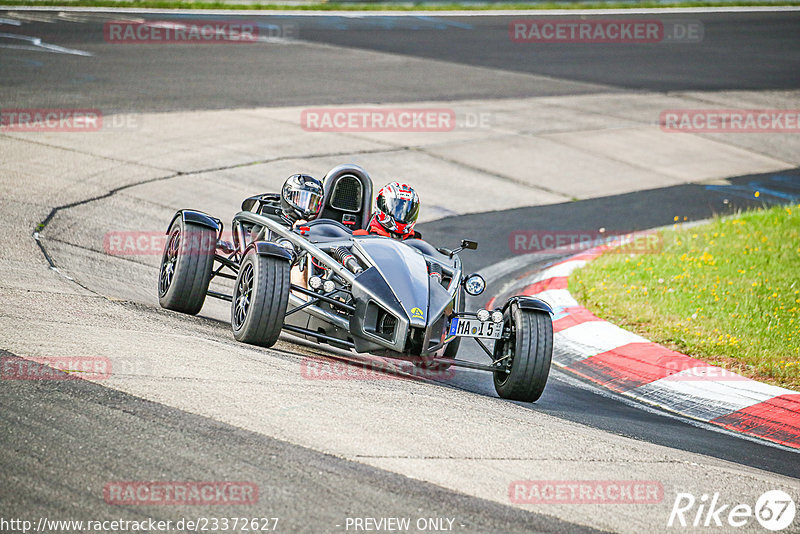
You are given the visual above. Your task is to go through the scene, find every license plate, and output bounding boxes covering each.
[448,318,503,339]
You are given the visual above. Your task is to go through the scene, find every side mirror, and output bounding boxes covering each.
[442,239,479,259]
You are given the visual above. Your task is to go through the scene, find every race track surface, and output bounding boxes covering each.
[3,11,799,112]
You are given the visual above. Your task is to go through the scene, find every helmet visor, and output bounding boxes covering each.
[287,189,323,217]
[378,195,419,225]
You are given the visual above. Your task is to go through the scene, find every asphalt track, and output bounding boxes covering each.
[2,11,799,112]
[0,350,597,534]
[2,9,800,534]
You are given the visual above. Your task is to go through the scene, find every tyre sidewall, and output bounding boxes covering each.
[158,218,215,314]
[232,251,260,337]
[231,249,290,347]
[158,222,181,299]
[493,303,553,402]
[494,303,522,390]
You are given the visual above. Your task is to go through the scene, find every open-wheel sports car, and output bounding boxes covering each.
[158,164,554,402]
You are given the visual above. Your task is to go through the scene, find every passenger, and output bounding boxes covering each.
[354,182,421,240]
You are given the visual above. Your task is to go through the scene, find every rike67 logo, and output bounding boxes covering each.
[668,490,796,531]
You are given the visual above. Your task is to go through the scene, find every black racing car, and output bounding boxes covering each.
[158,164,553,402]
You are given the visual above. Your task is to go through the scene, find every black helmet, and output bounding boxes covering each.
[281,174,324,222]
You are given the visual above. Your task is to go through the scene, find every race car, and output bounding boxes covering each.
[157,164,553,402]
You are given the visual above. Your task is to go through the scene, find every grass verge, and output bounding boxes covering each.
[2,0,800,10]
[570,203,800,390]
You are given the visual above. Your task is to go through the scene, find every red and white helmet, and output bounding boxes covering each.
[374,182,420,238]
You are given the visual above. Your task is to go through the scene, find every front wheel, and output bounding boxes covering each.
[493,305,553,403]
[158,218,216,315]
[231,249,290,348]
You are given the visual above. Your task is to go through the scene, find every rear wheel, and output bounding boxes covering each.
[493,304,553,402]
[158,218,216,315]
[231,249,290,348]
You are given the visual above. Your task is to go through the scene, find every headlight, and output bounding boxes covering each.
[476,309,491,322]
[308,276,322,290]
[323,280,336,293]
[491,310,504,323]
[464,273,486,296]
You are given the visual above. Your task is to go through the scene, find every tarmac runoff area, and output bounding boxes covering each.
[2,90,800,533]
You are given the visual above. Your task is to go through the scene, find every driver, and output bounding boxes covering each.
[355,182,421,240]
[281,174,325,294]
[280,173,324,225]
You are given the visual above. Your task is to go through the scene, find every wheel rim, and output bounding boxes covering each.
[159,228,181,296]
[233,262,254,329]
[494,312,516,385]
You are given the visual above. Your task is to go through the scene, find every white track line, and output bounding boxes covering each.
[0,32,93,55]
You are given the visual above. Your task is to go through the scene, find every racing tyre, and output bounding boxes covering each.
[231,249,290,348]
[492,304,552,402]
[158,218,216,315]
